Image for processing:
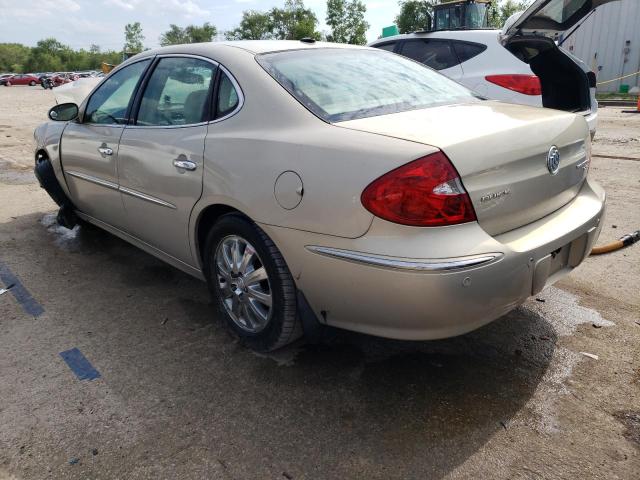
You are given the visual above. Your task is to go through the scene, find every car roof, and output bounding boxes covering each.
[139,40,370,58]
[370,29,500,45]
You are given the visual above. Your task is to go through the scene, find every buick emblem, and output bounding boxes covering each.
[547,146,560,175]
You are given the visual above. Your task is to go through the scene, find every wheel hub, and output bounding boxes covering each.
[215,235,273,334]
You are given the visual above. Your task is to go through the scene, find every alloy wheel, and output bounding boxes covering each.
[215,235,273,333]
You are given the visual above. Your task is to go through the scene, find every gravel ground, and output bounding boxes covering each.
[0,86,639,479]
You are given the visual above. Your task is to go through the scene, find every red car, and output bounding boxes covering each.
[50,73,78,86]
[1,74,39,86]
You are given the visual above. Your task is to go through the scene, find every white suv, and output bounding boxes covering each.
[369,0,620,137]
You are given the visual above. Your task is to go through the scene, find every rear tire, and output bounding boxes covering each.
[204,214,301,352]
[29,81,36,86]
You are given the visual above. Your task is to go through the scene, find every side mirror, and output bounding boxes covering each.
[48,103,79,122]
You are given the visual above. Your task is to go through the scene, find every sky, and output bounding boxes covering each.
[0,0,400,50]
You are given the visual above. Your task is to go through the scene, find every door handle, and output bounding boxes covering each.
[98,146,113,157]
[173,159,197,171]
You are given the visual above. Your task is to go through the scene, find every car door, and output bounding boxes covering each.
[61,59,151,230]
[399,39,464,81]
[116,55,217,266]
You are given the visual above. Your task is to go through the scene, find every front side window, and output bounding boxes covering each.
[137,57,216,126]
[400,39,459,71]
[85,59,150,125]
[257,49,476,123]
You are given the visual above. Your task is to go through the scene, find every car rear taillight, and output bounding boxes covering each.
[361,151,477,227]
[485,74,541,96]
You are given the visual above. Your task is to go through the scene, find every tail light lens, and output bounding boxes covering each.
[485,74,541,96]
[361,151,477,227]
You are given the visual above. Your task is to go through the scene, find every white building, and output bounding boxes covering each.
[562,0,640,93]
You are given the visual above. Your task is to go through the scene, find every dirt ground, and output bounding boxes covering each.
[0,86,639,479]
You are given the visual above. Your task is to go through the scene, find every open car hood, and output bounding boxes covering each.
[501,0,620,40]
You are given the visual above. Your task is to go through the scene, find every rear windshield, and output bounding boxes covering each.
[256,48,478,122]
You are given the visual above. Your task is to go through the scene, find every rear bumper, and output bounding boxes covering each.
[260,178,605,340]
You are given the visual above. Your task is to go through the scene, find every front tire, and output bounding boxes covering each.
[204,214,301,351]
[29,81,36,86]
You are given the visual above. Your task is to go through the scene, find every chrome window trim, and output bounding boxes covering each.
[209,64,244,124]
[126,54,221,130]
[119,186,177,209]
[66,170,118,190]
[306,246,502,272]
[125,121,210,130]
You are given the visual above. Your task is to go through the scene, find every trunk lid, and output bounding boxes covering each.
[338,101,591,236]
[501,0,620,41]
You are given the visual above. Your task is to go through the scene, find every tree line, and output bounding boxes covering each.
[0,40,122,74]
[1,0,530,73]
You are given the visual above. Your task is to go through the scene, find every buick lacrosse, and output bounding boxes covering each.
[34,40,605,351]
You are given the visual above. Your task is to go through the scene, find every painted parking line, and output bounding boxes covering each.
[0,260,44,317]
[59,348,101,381]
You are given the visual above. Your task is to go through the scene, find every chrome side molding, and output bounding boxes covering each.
[66,171,176,209]
[66,170,118,190]
[306,246,501,272]
[119,186,177,209]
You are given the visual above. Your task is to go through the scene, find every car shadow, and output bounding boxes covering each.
[2,212,557,479]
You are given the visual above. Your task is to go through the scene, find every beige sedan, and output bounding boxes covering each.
[34,40,605,351]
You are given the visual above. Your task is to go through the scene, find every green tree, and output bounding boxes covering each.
[326,0,369,45]
[226,10,274,40]
[395,0,435,34]
[226,1,320,41]
[160,24,189,45]
[160,22,217,46]
[271,0,321,40]
[124,22,145,54]
[488,0,532,28]
[24,38,69,72]
[0,43,31,72]
[2,38,124,73]
[185,23,217,43]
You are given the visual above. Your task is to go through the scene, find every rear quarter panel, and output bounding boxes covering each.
[197,118,434,239]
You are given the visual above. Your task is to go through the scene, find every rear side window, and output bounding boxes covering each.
[137,57,216,126]
[452,41,487,63]
[399,39,459,71]
[216,71,240,118]
[375,42,397,52]
[257,49,476,122]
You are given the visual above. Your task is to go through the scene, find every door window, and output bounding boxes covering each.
[85,59,150,125]
[400,39,459,71]
[137,57,216,126]
[215,71,240,119]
